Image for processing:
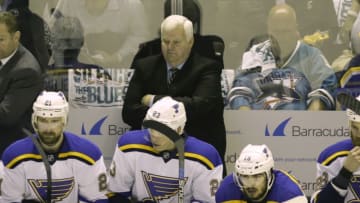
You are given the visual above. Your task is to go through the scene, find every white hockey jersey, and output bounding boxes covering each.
[311,139,359,202]
[108,129,223,203]
[1,132,109,203]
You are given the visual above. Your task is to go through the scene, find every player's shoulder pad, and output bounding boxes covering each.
[117,129,155,154]
[184,136,223,170]
[215,174,240,201]
[219,173,237,187]
[58,132,103,165]
[2,137,39,169]
[317,139,352,166]
[271,170,304,197]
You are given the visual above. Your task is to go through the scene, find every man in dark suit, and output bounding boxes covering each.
[0,11,43,185]
[122,15,226,173]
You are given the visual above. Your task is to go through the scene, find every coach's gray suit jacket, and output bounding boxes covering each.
[0,44,43,157]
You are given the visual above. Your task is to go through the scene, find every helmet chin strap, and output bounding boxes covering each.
[38,133,64,153]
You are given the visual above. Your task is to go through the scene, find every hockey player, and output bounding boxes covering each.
[216,144,307,203]
[1,91,109,202]
[311,95,360,202]
[108,96,223,203]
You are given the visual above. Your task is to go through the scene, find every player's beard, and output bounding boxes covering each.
[243,186,268,203]
[39,131,64,153]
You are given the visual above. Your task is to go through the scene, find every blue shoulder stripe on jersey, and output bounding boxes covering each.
[269,170,305,201]
[184,136,222,168]
[118,129,151,147]
[118,131,222,170]
[317,139,352,166]
[2,132,102,168]
[2,137,40,168]
[215,174,245,202]
[184,152,215,170]
[59,132,102,165]
[118,129,159,156]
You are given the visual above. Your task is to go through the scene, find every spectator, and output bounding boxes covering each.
[216,144,308,203]
[45,14,111,98]
[228,3,338,110]
[108,97,223,202]
[0,11,43,196]
[311,95,360,202]
[285,0,341,62]
[338,0,360,45]
[4,0,51,72]
[227,35,312,110]
[331,0,358,72]
[1,91,109,202]
[122,15,226,172]
[48,0,150,69]
[210,0,275,69]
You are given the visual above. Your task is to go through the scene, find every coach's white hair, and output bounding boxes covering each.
[161,15,193,42]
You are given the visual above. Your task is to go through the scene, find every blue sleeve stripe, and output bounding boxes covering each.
[5,153,42,169]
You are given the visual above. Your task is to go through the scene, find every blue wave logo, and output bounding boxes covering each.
[81,116,108,135]
[265,117,291,136]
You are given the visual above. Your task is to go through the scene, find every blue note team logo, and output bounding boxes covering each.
[81,116,108,135]
[265,117,291,136]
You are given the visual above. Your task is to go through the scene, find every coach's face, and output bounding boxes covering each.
[350,121,360,146]
[0,22,19,59]
[161,25,193,67]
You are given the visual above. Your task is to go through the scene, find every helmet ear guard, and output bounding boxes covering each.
[32,91,69,129]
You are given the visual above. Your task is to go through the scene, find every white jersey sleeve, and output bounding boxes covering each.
[191,162,222,202]
[108,144,135,196]
[76,156,109,201]
[2,160,26,202]
[311,139,357,202]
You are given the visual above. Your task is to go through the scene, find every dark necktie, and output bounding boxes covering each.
[169,68,178,84]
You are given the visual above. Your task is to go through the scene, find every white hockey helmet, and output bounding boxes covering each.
[144,96,187,134]
[32,91,69,127]
[347,95,360,122]
[235,144,274,189]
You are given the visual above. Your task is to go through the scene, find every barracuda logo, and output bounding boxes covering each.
[265,117,291,136]
[81,116,108,135]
